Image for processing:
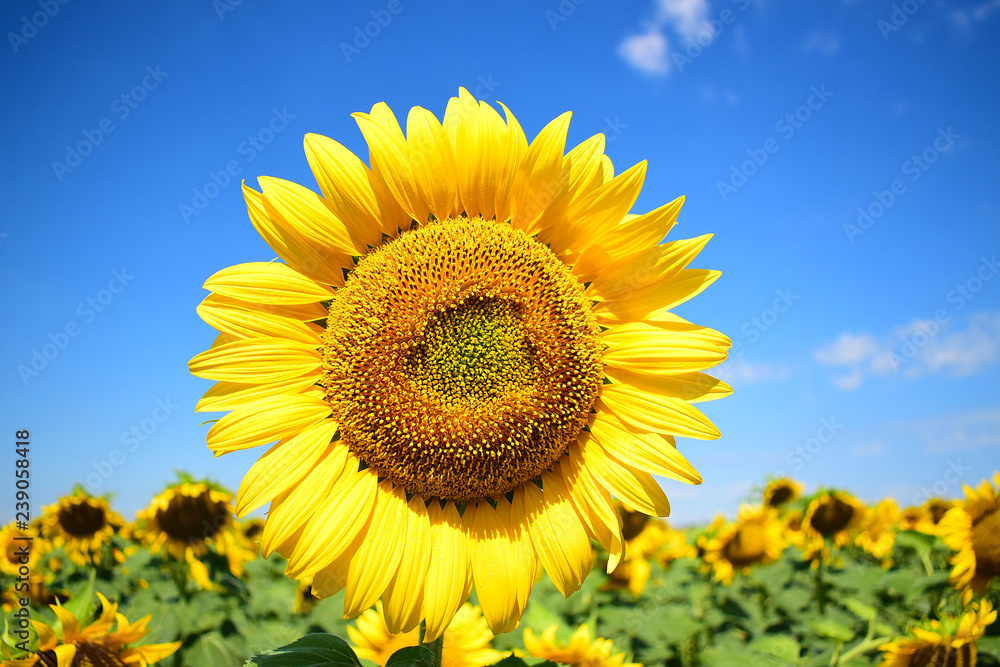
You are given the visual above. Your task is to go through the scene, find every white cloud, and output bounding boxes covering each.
[617,30,671,76]
[897,409,1000,453]
[813,332,879,366]
[813,312,1000,389]
[616,0,711,76]
[714,358,789,385]
[850,440,885,458]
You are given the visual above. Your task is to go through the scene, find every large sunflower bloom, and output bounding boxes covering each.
[188,89,730,637]
[762,478,803,508]
[1,592,181,667]
[132,481,253,590]
[702,505,784,584]
[37,491,124,567]
[524,624,640,667]
[348,602,503,667]
[940,472,1000,601]
[878,599,996,667]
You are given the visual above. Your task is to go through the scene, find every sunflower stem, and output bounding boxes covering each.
[813,556,827,614]
[420,621,444,667]
[832,636,891,665]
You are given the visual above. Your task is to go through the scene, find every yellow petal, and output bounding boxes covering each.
[382,495,432,634]
[129,641,183,664]
[188,338,321,384]
[244,183,351,288]
[510,111,571,233]
[581,433,671,516]
[602,321,730,376]
[588,411,702,484]
[303,133,382,247]
[30,620,57,651]
[50,605,79,642]
[549,161,647,256]
[203,261,333,304]
[354,106,428,225]
[235,420,338,516]
[603,367,732,403]
[343,481,409,618]
[468,501,518,634]
[407,106,459,221]
[206,395,331,454]
[197,294,323,344]
[420,500,470,642]
[599,384,720,439]
[494,102,528,223]
[588,234,713,304]
[523,471,594,597]
[260,445,349,557]
[498,493,538,621]
[285,467,377,578]
[563,446,624,572]
[196,376,322,413]
[52,645,77,667]
[451,88,483,217]
[594,269,722,323]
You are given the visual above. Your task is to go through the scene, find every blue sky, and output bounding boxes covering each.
[1,0,998,526]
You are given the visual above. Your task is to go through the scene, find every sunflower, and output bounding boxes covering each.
[37,491,124,567]
[763,478,803,508]
[0,591,181,667]
[293,575,319,615]
[0,524,44,577]
[940,472,1000,601]
[605,513,693,594]
[348,602,503,667]
[878,599,996,667]
[702,505,784,584]
[132,479,253,590]
[781,509,807,550]
[523,624,640,667]
[1,574,63,614]
[801,491,865,567]
[855,498,900,564]
[188,89,730,637]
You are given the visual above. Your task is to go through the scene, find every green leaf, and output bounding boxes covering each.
[188,631,247,667]
[978,636,1000,658]
[246,633,363,667]
[808,618,855,643]
[62,569,96,622]
[840,597,876,622]
[385,646,434,667]
[894,530,936,557]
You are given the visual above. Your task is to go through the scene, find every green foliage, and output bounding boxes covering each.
[245,633,362,667]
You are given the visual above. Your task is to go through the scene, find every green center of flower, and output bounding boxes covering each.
[809,496,856,536]
[971,507,1000,577]
[58,502,107,538]
[321,216,604,502]
[412,298,535,406]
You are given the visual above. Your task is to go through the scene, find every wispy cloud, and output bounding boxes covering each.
[813,312,1000,389]
[617,0,711,76]
[896,409,1000,453]
[714,358,789,386]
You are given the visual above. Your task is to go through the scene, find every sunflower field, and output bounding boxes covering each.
[2,474,998,666]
